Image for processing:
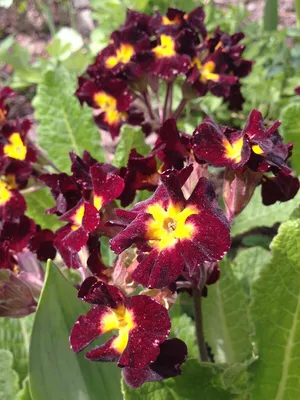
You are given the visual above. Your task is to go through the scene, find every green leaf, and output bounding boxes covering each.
[250,206,300,399]
[231,188,300,236]
[0,315,34,383]
[47,27,84,61]
[113,126,150,168]
[233,247,272,296]
[0,349,19,400]
[281,103,300,175]
[171,314,198,359]
[24,188,62,230]
[122,360,232,400]
[29,261,122,400]
[16,377,32,400]
[33,66,104,172]
[202,258,253,364]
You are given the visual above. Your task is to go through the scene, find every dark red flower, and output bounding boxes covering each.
[0,87,15,124]
[123,338,187,388]
[0,216,36,253]
[110,169,230,288]
[28,228,57,262]
[192,117,250,169]
[70,279,171,369]
[76,77,143,138]
[0,119,36,163]
[261,173,299,206]
[295,86,300,95]
[153,118,190,171]
[0,175,26,220]
[119,149,160,207]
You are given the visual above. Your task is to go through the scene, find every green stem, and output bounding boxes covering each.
[142,90,156,121]
[163,82,173,121]
[295,0,300,28]
[263,0,278,31]
[192,287,209,362]
[173,98,189,120]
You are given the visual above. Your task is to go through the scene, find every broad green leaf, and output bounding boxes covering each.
[250,207,300,399]
[24,188,62,230]
[33,66,104,172]
[113,126,150,168]
[231,188,300,236]
[202,258,252,364]
[0,315,34,383]
[122,360,232,400]
[171,314,198,359]
[281,103,300,175]
[221,359,256,398]
[29,261,121,400]
[0,349,19,400]
[233,247,272,296]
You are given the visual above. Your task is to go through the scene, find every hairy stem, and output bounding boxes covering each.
[163,82,173,121]
[173,98,189,120]
[192,286,209,362]
[142,90,156,121]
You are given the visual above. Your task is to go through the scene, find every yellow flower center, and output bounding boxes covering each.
[146,202,198,251]
[0,108,7,123]
[71,204,85,230]
[153,35,176,59]
[93,92,127,125]
[162,16,181,25]
[252,144,264,155]
[191,58,219,83]
[223,137,244,163]
[105,43,135,69]
[3,133,27,161]
[0,179,12,206]
[101,306,135,353]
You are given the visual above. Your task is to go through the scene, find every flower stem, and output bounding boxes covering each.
[142,90,156,121]
[173,98,189,120]
[163,82,173,121]
[192,286,209,362]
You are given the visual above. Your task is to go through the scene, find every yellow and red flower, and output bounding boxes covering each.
[70,279,171,369]
[76,77,143,138]
[0,86,15,125]
[110,169,230,288]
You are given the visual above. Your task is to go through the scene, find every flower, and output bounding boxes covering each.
[76,77,143,138]
[123,338,187,388]
[70,279,171,369]
[110,169,230,288]
[261,173,299,206]
[0,86,15,124]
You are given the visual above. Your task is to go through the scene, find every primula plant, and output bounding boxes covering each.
[1,3,300,400]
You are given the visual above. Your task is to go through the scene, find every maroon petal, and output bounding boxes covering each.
[85,336,121,362]
[261,173,300,206]
[70,305,115,353]
[90,163,124,210]
[78,280,125,308]
[123,338,187,388]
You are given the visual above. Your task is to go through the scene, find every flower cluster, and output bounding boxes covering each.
[0,87,56,317]
[76,7,252,138]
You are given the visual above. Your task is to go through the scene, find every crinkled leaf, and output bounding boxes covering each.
[202,258,253,364]
[29,261,121,400]
[281,103,300,175]
[233,247,272,296]
[0,349,19,400]
[171,314,198,359]
[113,126,150,168]
[231,188,300,236]
[250,206,300,399]
[24,188,62,230]
[122,360,232,400]
[33,66,104,172]
[0,315,34,383]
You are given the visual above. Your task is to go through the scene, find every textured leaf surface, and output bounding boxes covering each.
[233,247,272,296]
[33,67,104,172]
[202,258,252,364]
[16,377,32,400]
[0,315,34,383]
[0,349,19,400]
[29,261,121,400]
[171,314,198,359]
[250,207,300,399]
[231,188,300,236]
[24,188,62,230]
[113,126,150,168]
[281,103,300,175]
[122,361,232,400]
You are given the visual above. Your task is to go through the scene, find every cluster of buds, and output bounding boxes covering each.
[76,7,252,138]
[0,87,56,317]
